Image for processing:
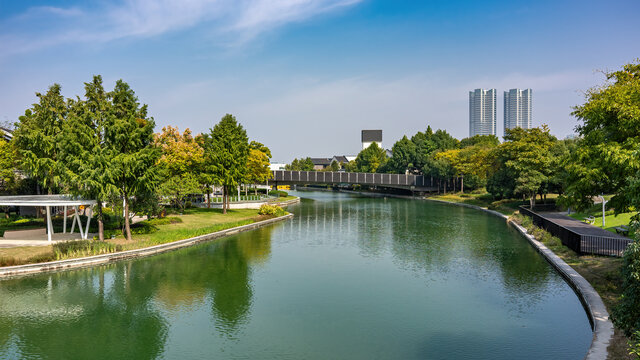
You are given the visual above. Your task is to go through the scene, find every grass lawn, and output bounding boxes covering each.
[428,191,528,215]
[568,209,634,237]
[0,207,287,267]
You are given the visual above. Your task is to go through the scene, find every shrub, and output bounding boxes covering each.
[629,330,640,358]
[268,190,288,198]
[258,204,286,216]
[130,222,159,235]
[613,238,640,336]
[53,240,122,260]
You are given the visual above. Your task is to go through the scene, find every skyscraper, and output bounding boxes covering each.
[503,88,532,136]
[469,89,496,137]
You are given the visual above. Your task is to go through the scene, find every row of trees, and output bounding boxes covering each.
[3,76,272,240]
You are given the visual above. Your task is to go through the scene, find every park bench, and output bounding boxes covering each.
[615,225,630,236]
[583,216,595,225]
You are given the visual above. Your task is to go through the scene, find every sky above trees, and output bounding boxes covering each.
[1,0,639,162]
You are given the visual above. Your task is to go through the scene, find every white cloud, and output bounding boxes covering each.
[0,0,363,57]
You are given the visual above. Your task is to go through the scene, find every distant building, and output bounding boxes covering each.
[310,158,332,170]
[361,130,382,150]
[503,89,532,136]
[0,126,12,142]
[469,89,496,136]
[269,163,287,171]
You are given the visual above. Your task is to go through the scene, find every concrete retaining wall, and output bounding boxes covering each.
[0,214,293,279]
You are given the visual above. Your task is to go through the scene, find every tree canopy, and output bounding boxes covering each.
[355,142,387,173]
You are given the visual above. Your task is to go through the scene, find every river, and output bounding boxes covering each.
[0,191,591,359]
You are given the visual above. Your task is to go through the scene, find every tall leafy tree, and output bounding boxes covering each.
[285,157,314,171]
[203,114,249,214]
[245,141,272,195]
[387,136,417,173]
[13,84,67,194]
[355,142,387,173]
[60,76,117,240]
[565,61,640,213]
[155,126,204,209]
[106,80,159,240]
[0,129,18,195]
[487,126,556,207]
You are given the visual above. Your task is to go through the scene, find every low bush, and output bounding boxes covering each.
[268,190,288,198]
[130,222,159,235]
[258,204,286,216]
[53,240,122,260]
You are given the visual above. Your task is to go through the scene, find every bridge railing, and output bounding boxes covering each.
[272,170,431,188]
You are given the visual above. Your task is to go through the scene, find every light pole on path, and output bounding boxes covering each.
[598,195,608,227]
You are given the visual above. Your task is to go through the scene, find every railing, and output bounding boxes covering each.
[519,206,631,257]
[272,170,434,188]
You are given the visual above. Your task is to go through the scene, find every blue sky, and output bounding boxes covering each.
[1,0,639,162]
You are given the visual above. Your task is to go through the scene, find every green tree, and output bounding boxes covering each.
[59,76,117,241]
[13,84,67,194]
[387,136,417,173]
[285,157,314,171]
[203,114,249,214]
[355,142,388,173]
[0,129,18,195]
[246,141,272,195]
[159,173,200,211]
[327,160,340,172]
[565,61,640,213]
[106,80,159,240]
[487,126,556,207]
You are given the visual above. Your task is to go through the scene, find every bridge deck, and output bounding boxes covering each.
[272,170,436,191]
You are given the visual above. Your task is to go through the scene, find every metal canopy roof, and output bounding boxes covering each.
[0,195,96,207]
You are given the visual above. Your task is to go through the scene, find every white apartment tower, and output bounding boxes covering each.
[503,88,532,136]
[469,89,497,137]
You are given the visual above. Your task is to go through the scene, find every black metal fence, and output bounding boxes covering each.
[519,206,631,257]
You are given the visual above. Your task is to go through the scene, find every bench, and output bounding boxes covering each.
[615,225,630,236]
[583,216,595,225]
[1,228,47,239]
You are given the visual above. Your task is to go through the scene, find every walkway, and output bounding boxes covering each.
[539,212,629,239]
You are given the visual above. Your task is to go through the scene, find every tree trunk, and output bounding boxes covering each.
[97,200,104,241]
[245,184,248,197]
[461,175,464,193]
[124,195,132,241]
[207,185,211,209]
[255,186,258,196]
[444,180,447,194]
[453,177,456,193]
[530,194,536,209]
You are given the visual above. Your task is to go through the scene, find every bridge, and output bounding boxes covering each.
[271,170,437,192]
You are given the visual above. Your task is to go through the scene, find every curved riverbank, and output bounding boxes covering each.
[423,197,613,360]
[0,212,294,279]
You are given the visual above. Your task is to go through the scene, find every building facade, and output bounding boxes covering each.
[361,130,382,150]
[503,88,532,136]
[469,89,496,137]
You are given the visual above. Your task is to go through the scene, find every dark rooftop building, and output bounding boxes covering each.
[361,129,382,150]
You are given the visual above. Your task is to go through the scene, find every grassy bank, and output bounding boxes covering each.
[0,207,287,267]
[428,191,632,359]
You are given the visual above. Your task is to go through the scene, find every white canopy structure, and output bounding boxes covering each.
[0,195,96,242]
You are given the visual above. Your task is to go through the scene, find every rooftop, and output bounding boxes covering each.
[361,130,382,142]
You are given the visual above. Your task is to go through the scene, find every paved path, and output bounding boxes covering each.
[539,212,629,239]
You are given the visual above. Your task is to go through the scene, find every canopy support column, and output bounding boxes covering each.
[73,206,85,239]
[63,205,67,233]
[45,206,53,242]
[84,206,93,240]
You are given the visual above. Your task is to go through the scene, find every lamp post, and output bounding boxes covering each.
[598,195,608,227]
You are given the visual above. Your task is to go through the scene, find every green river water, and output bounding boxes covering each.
[0,191,591,359]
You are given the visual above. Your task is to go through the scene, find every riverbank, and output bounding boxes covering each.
[0,198,299,275]
[424,193,631,360]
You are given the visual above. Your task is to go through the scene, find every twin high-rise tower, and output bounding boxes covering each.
[469,88,532,137]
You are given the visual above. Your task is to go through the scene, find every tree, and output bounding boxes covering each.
[0,129,18,195]
[13,84,67,194]
[155,126,204,208]
[355,142,387,173]
[327,160,340,172]
[487,126,556,207]
[565,61,640,213]
[203,114,249,214]
[387,136,416,173]
[246,141,272,195]
[106,80,159,240]
[285,157,314,171]
[59,76,117,241]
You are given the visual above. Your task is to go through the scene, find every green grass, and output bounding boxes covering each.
[568,207,635,237]
[428,191,527,215]
[0,207,287,266]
